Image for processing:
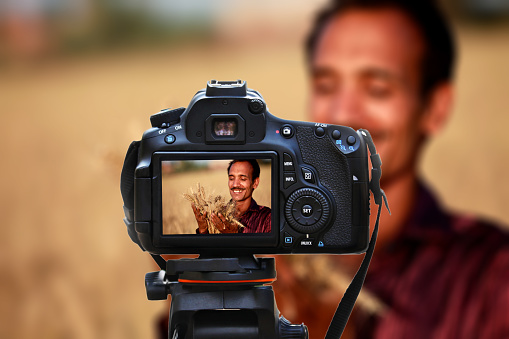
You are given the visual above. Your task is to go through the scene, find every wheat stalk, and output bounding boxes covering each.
[183,183,244,233]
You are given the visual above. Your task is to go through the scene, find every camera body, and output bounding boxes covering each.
[122,80,370,255]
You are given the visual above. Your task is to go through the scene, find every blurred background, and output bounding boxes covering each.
[1,0,508,338]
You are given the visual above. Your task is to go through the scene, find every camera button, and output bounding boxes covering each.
[283,173,297,188]
[347,135,356,146]
[301,205,313,217]
[281,125,294,138]
[300,239,314,246]
[283,153,295,171]
[301,168,315,184]
[315,127,325,137]
[164,134,176,144]
[248,99,265,114]
[332,130,341,140]
[284,233,294,247]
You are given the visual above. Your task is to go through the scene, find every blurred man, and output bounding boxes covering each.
[192,159,271,234]
[273,0,509,338]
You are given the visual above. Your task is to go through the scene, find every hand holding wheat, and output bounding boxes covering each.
[184,183,244,234]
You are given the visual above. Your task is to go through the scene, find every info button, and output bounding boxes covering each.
[283,173,296,188]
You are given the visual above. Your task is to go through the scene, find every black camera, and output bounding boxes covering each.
[121,80,371,255]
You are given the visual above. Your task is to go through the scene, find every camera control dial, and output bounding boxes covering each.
[285,188,330,234]
[150,107,185,128]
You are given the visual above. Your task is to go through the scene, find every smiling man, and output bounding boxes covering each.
[273,0,509,338]
[193,159,271,234]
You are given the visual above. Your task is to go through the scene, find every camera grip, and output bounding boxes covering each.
[296,126,353,246]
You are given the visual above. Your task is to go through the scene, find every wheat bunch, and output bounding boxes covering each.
[183,183,244,233]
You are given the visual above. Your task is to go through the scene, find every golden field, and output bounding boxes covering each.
[1,20,509,339]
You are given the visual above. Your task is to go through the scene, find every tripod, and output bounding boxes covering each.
[145,255,308,339]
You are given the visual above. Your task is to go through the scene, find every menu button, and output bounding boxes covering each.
[283,153,295,171]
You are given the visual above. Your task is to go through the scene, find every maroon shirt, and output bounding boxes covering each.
[238,199,271,233]
[355,182,509,339]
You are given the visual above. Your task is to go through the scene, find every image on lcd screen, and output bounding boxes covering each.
[162,159,271,235]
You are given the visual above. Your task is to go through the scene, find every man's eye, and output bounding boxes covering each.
[366,84,392,99]
[313,77,337,95]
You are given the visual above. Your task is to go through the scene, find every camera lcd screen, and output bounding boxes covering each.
[213,119,237,137]
[161,158,272,235]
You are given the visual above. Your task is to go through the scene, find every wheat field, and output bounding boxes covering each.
[0,19,508,339]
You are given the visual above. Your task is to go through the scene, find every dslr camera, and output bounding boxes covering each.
[121,80,371,256]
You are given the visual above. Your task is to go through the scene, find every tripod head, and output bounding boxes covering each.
[145,255,308,339]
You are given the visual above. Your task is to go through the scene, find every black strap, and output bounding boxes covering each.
[151,254,167,271]
[324,129,389,339]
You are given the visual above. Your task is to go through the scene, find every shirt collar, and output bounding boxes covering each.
[402,180,453,239]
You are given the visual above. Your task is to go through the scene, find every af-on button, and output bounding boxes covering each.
[315,126,325,137]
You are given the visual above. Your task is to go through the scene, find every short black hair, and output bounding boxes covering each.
[306,0,456,98]
[227,160,260,180]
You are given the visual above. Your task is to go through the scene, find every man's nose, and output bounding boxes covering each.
[328,90,362,126]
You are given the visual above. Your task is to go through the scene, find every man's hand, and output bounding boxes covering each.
[191,203,208,234]
[211,213,239,233]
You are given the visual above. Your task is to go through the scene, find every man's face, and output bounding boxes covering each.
[228,161,259,202]
[310,8,427,183]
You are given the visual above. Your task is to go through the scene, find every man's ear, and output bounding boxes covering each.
[253,177,260,189]
[420,82,454,136]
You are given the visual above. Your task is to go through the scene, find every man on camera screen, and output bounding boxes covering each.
[193,159,271,234]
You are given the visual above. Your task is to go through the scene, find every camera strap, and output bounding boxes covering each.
[325,129,389,339]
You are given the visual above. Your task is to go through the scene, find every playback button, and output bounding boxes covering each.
[284,232,294,247]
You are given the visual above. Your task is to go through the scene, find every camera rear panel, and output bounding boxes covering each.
[127,80,370,255]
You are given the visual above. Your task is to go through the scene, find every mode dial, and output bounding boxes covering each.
[150,107,185,128]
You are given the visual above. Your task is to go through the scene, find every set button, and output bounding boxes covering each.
[291,195,323,226]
